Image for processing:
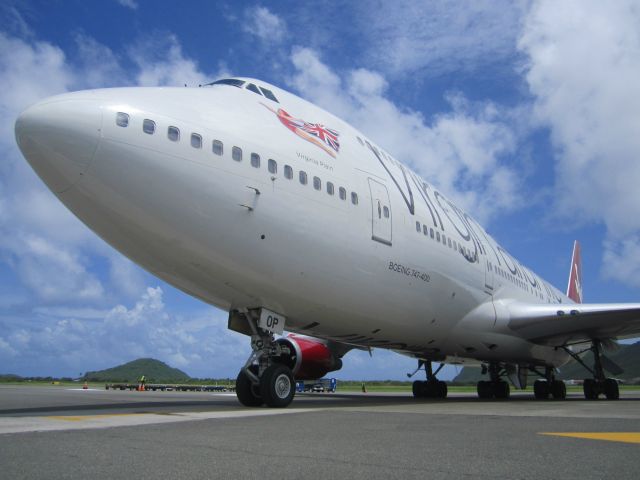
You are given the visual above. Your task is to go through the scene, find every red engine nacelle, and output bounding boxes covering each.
[276,335,343,380]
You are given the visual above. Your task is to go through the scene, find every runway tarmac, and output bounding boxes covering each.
[1,385,639,479]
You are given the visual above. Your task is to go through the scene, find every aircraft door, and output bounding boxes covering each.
[484,258,494,294]
[368,178,392,246]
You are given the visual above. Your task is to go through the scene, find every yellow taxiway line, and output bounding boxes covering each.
[540,432,640,444]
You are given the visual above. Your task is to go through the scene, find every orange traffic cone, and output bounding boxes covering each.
[83,381,88,390]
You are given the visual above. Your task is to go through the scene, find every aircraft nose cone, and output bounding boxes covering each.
[15,93,102,193]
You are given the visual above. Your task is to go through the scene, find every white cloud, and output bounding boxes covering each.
[116,0,138,10]
[0,32,72,142]
[74,33,127,88]
[243,6,287,44]
[352,0,527,77]
[289,48,522,222]
[5,234,104,302]
[130,34,207,87]
[519,0,640,285]
[0,287,247,378]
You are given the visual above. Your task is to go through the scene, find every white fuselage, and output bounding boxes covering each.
[15,79,572,369]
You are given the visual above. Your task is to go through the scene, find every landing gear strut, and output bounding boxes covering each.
[563,340,620,400]
[531,366,566,400]
[235,311,295,408]
[409,360,448,399]
[476,363,511,399]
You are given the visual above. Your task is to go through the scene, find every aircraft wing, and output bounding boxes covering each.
[502,301,640,346]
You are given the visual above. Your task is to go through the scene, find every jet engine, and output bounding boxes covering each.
[275,335,343,380]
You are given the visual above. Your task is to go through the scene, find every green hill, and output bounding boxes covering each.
[83,358,190,383]
[452,341,640,384]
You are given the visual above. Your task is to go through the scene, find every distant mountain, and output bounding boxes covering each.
[83,358,190,383]
[452,341,640,384]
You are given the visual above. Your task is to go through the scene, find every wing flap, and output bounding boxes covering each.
[504,301,640,346]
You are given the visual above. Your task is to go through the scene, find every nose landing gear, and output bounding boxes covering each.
[234,312,295,408]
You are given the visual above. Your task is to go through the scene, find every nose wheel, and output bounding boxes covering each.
[234,310,296,408]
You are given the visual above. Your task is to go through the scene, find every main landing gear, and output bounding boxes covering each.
[235,314,296,408]
[476,363,511,399]
[409,360,448,399]
[563,340,620,400]
[531,366,566,400]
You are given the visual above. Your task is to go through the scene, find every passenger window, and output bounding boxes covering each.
[259,87,279,102]
[351,192,358,205]
[251,153,260,168]
[339,187,346,200]
[313,176,321,190]
[436,231,441,242]
[383,206,390,218]
[423,225,428,236]
[268,159,277,174]
[212,140,223,156]
[284,165,293,179]
[416,221,421,232]
[116,112,129,127]
[168,126,180,142]
[232,146,242,162]
[299,170,308,185]
[442,234,446,245]
[430,228,434,239]
[453,241,457,251]
[327,182,334,195]
[143,119,155,134]
[448,238,452,248]
[246,83,261,95]
[191,133,202,149]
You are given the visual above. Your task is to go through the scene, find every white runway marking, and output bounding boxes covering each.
[0,408,315,435]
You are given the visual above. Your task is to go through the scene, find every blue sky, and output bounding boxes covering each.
[1,1,639,380]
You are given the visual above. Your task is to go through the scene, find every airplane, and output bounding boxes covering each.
[14,77,640,408]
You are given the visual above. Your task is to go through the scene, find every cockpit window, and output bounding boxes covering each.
[259,87,279,103]
[246,83,261,95]
[205,78,245,88]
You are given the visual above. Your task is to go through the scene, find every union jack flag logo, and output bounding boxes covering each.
[300,123,340,153]
[261,103,340,158]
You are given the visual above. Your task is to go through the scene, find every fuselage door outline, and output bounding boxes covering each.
[368,178,392,246]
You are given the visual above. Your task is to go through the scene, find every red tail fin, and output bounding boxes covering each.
[567,240,583,303]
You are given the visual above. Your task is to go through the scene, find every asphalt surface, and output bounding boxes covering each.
[1,385,639,479]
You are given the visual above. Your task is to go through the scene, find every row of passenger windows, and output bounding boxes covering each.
[115,112,359,205]
[415,220,476,262]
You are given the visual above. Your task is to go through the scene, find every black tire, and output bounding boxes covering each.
[533,380,548,400]
[477,380,493,399]
[494,381,510,399]
[423,381,437,398]
[236,368,263,407]
[604,378,619,400]
[583,379,598,400]
[260,364,295,408]
[412,380,423,398]
[551,380,567,400]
